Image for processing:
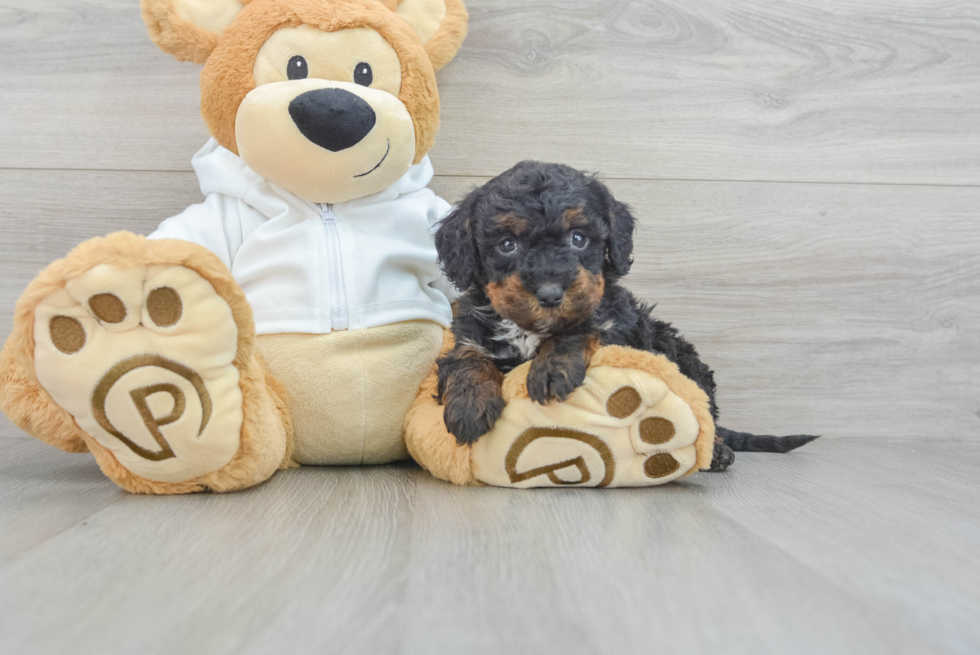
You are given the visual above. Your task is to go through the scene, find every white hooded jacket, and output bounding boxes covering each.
[149,139,456,335]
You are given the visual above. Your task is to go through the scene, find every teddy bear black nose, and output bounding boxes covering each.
[288,88,377,152]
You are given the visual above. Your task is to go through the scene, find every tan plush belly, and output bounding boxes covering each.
[256,321,444,465]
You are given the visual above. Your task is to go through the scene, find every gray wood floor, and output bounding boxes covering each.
[1,1,979,653]
[3,438,979,655]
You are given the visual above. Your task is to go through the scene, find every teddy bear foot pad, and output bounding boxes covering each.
[471,364,705,488]
[32,263,245,483]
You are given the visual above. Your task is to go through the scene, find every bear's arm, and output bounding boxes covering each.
[147,193,247,269]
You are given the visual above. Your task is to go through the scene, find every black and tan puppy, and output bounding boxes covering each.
[434,161,817,470]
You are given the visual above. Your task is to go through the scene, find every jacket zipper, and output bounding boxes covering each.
[319,204,349,330]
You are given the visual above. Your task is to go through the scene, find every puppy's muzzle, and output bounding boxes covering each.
[289,88,376,152]
[534,283,564,308]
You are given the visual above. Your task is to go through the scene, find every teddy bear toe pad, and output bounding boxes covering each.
[33,264,244,483]
[471,365,703,488]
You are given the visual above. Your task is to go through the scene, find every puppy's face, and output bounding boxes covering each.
[437,161,636,335]
[481,200,607,335]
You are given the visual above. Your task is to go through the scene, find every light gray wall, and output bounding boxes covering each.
[2,0,978,441]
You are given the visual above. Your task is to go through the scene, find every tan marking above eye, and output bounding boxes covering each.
[563,207,590,229]
[89,293,126,324]
[494,214,528,235]
[253,26,402,96]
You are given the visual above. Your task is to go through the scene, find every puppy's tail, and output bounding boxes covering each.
[716,427,819,453]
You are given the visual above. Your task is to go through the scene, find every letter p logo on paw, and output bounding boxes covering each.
[92,355,212,462]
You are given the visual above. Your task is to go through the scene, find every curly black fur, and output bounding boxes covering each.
[434,161,818,468]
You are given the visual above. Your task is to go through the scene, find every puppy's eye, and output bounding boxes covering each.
[497,238,518,254]
[569,231,589,249]
[354,62,373,86]
[287,55,308,80]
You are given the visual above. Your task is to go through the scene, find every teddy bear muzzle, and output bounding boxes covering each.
[235,78,416,204]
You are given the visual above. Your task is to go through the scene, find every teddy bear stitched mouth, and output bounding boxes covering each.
[354,140,391,178]
[288,87,376,152]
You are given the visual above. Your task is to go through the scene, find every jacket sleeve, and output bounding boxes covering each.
[426,194,460,303]
[147,193,245,270]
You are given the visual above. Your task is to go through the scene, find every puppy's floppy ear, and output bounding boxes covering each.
[590,178,636,278]
[435,193,481,293]
[395,0,469,71]
[141,0,245,64]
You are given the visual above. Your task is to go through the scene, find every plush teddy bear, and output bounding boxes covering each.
[0,0,719,493]
[0,0,471,493]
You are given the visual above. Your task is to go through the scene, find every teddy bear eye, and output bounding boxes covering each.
[287,55,308,80]
[354,62,373,87]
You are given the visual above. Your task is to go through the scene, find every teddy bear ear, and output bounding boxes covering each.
[141,0,246,64]
[395,0,468,71]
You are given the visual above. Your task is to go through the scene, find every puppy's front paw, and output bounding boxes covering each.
[443,384,506,445]
[527,350,588,405]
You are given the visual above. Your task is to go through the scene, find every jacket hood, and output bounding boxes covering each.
[191,138,436,212]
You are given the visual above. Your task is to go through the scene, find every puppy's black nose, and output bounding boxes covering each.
[535,283,564,308]
[289,88,376,152]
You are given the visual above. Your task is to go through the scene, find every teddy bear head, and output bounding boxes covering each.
[142,0,467,203]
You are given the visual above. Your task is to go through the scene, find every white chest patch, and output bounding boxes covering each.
[492,319,543,360]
